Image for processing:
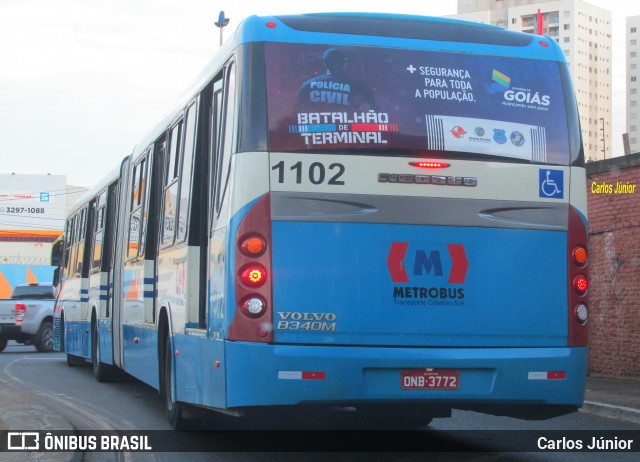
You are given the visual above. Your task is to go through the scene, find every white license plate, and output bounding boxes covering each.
[401,369,460,390]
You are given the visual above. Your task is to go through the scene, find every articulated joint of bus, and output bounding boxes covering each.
[227,193,274,343]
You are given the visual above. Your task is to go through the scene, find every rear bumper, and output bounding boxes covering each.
[225,343,587,412]
[0,324,23,339]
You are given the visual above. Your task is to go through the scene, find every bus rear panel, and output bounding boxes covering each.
[219,14,587,420]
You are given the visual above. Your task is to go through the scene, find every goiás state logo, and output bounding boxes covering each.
[387,242,469,307]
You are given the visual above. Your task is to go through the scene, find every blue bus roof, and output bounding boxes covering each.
[234,13,566,62]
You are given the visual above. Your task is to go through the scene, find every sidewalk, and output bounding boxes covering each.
[583,376,640,425]
[0,380,78,461]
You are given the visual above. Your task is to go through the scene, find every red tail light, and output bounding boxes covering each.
[239,264,267,288]
[568,206,588,346]
[228,194,273,342]
[573,275,588,295]
[15,303,26,324]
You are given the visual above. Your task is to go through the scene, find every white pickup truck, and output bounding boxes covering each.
[0,282,55,352]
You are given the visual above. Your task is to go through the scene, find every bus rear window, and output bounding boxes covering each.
[265,43,573,165]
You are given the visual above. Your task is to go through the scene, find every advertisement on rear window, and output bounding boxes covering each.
[265,43,570,164]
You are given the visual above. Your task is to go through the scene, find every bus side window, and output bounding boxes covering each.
[128,160,142,259]
[216,62,236,217]
[177,102,197,243]
[146,139,165,258]
[92,191,107,271]
[209,62,235,232]
[128,155,149,259]
[62,218,73,280]
[140,148,154,256]
[162,121,183,248]
[209,79,223,232]
[75,208,87,276]
[70,214,78,274]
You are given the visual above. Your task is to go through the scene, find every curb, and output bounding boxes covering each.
[0,382,77,462]
[0,383,73,432]
[581,400,640,425]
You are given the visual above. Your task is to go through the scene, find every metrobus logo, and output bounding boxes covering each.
[387,242,469,284]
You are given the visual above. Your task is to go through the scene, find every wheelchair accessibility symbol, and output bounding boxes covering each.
[539,169,563,199]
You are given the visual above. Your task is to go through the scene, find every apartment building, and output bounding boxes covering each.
[453,0,612,162]
[627,16,640,154]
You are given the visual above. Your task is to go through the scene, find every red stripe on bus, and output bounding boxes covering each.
[387,242,409,283]
[301,371,326,380]
[447,244,468,284]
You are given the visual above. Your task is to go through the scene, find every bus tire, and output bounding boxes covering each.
[35,321,54,352]
[92,320,115,382]
[0,338,7,352]
[163,334,190,429]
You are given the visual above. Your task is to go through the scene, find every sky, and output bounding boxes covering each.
[1,0,639,187]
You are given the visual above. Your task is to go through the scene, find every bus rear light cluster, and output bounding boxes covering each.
[228,194,273,343]
[567,207,589,345]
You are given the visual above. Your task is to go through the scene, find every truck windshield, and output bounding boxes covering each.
[11,285,54,300]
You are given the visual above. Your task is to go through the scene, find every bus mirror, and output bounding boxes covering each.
[51,237,64,267]
[53,267,59,288]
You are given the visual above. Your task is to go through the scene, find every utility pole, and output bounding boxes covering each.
[215,11,230,47]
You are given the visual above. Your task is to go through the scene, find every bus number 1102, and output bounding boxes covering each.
[271,161,345,186]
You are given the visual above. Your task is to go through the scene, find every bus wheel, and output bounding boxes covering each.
[163,335,190,429]
[92,321,115,382]
[0,338,7,352]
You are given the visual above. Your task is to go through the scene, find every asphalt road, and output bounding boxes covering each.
[1,342,639,461]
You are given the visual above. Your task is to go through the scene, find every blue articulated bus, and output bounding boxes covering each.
[53,12,589,428]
